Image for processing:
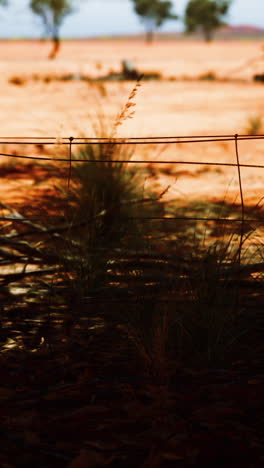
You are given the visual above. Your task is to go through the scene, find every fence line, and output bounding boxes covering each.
[0,133,264,142]
[0,133,263,233]
[1,151,264,169]
[0,133,262,353]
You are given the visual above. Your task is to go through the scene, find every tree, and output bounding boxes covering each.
[132,0,177,43]
[184,0,231,42]
[30,0,76,59]
[0,0,8,10]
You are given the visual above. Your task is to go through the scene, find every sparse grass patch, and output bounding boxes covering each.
[8,76,26,86]
[244,114,263,135]
[198,70,217,81]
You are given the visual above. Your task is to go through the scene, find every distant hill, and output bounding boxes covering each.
[45,23,264,42]
[216,25,264,39]
[100,25,264,42]
[5,24,263,42]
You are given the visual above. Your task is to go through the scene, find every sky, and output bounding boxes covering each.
[0,0,263,39]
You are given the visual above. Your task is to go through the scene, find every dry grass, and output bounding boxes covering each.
[0,40,263,374]
[244,114,263,135]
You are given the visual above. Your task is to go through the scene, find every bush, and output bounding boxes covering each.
[244,114,263,135]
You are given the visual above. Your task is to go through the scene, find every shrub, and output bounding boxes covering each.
[59,79,166,294]
[9,76,26,86]
[244,114,263,135]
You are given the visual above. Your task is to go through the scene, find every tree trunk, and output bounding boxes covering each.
[146,29,154,44]
[203,28,213,42]
[49,35,60,60]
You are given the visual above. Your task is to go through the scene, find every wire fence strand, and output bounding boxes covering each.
[0,133,263,229]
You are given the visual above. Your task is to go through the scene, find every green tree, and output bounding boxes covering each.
[132,0,177,43]
[30,0,76,59]
[184,0,231,42]
[0,1,8,10]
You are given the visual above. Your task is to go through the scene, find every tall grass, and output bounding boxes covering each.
[114,229,258,376]
[59,79,166,295]
[52,82,262,376]
[171,235,247,367]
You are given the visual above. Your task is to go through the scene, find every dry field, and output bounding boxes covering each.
[1,41,264,468]
[0,39,263,208]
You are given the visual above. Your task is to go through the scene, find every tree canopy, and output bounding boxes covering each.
[184,0,232,41]
[30,0,76,58]
[132,0,177,43]
[0,0,8,8]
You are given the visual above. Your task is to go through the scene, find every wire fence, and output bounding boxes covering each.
[0,133,263,226]
[0,136,263,467]
[0,132,263,266]
[0,132,263,343]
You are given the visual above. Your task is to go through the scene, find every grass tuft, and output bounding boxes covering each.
[58,78,165,295]
[244,114,263,135]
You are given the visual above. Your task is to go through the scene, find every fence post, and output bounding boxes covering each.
[234,134,245,265]
[68,136,74,190]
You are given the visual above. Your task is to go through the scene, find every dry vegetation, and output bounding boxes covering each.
[0,39,263,467]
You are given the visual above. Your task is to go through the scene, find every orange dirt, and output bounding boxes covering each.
[0,39,263,209]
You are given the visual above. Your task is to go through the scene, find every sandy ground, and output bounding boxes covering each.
[0,39,263,212]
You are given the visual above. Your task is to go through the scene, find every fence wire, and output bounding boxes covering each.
[0,134,263,254]
[0,132,263,345]
[0,133,263,272]
[0,133,263,227]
